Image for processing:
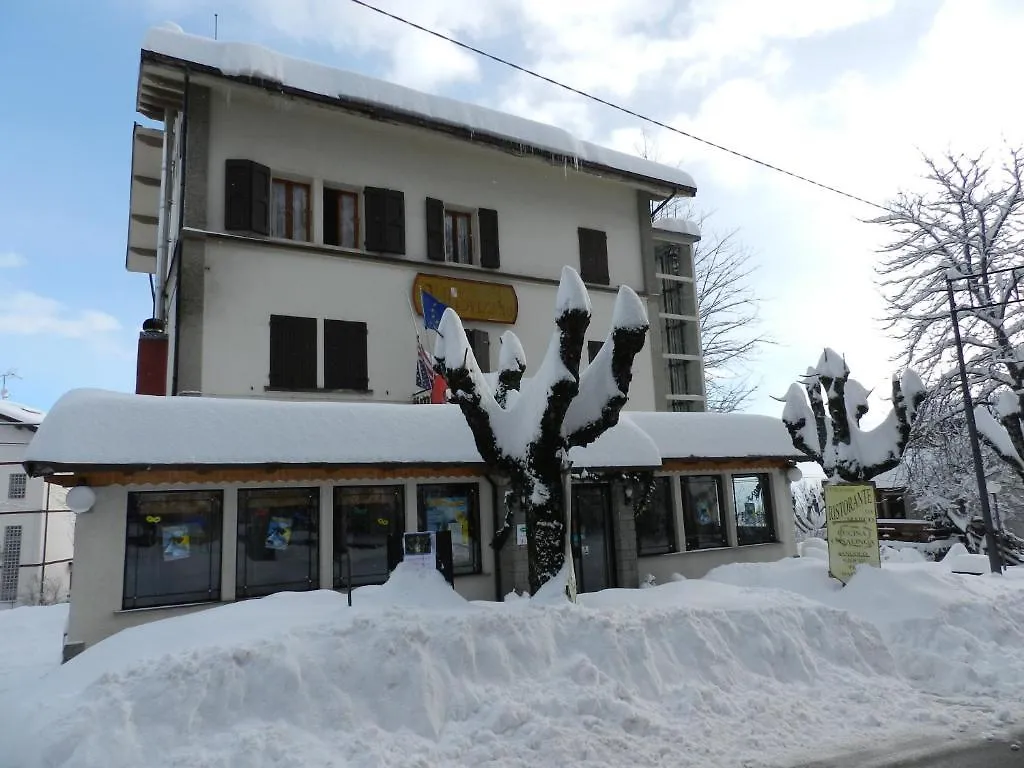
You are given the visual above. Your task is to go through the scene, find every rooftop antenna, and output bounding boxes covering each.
[0,369,21,400]
[214,13,218,40]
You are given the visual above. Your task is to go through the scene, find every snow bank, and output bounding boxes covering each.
[6,558,1024,767]
[142,27,696,192]
[0,604,67,697]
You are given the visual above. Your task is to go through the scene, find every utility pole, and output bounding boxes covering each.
[945,277,1003,574]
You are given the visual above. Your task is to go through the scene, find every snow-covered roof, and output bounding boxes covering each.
[23,390,660,473]
[652,217,701,240]
[623,411,804,462]
[139,26,696,195]
[24,391,802,476]
[0,401,45,427]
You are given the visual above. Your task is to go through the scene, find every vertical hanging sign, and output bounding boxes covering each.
[825,483,880,584]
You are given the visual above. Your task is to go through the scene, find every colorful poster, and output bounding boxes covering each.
[825,483,880,585]
[162,525,191,561]
[404,531,435,569]
[265,517,293,551]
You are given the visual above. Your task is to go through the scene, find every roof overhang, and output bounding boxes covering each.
[137,50,695,199]
[126,123,163,274]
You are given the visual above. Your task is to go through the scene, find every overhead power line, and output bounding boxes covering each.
[348,0,888,211]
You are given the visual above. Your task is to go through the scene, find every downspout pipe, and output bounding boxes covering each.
[171,68,190,396]
[153,108,173,324]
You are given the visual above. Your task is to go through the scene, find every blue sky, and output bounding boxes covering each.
[4,0,1024,418]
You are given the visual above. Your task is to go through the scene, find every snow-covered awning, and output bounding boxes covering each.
[623,411,804,462]
[22,390,661,475]
[137,25,696,197]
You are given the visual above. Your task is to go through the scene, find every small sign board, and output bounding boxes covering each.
[825,482,880,585]
[516,524,527,546]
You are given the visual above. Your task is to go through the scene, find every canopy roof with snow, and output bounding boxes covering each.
[0,401,44,429]
[137,25,696,197]
[23,390,802,476]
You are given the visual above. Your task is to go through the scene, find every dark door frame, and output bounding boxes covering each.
[570,481,617,593]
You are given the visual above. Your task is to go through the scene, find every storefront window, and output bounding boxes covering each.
[123,490,223,609]
[417,483,481,576]
[237,487,319,598]
[732,474,776,545]
[334,485,405,588]
[635,477,676,556]
[681,476,727,550]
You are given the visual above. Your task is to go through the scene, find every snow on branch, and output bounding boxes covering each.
[976,388,1024,482]
[434,266,649,593]
[782,348,927,482]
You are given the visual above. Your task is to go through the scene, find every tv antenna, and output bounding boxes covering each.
[0,369,21,400]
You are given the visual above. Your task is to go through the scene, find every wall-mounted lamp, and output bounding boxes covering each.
[66,485,96,514]
[786,466,803,483]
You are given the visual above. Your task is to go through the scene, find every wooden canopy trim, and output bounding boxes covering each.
[661,457,795,473]
[47,464,483,488]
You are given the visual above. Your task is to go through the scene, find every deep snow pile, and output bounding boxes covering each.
[4,561,1024,767]
[0,603,67,696]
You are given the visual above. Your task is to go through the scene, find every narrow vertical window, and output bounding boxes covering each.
[271,179,311,241]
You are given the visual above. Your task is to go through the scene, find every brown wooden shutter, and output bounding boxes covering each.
[323,188,340,246]
[425,197,445,261]
[363,187,386,251]
[250,162,270,235]
[588,340,604,363]
[467,329,491,372]
[577,227,610,285]
[269,315,317,389]
[324,319,369,390]
[383,190,406,254]
[478,208,500,269]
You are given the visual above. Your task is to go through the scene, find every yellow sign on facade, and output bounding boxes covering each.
[412,273,519,325]
[825,483,880,584]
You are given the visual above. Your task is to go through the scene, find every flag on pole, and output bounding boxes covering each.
[421,289,449,332]
[416,340,435,391]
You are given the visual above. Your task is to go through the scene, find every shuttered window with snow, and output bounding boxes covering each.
[224,159,270,235]
[324,320,369,390]
[425,199,501,268]
[236,487,320,599]
[577,227,610,285]
[363,187,405,254]
[466,329,491,373]
[123,491,223,609]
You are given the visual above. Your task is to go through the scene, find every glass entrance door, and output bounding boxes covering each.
[571,483,616,593]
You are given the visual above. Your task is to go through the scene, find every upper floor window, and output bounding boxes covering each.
[7,473,26,500]
[271,179,311,242]
[426,198,500,268]
[269,314,369,391]
[445,210,473,264]
[578,227,609,285]
[323,187,359,249]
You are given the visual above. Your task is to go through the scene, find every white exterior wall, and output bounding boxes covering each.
[637,467,797,585]
[205,90,647,289]
[0,423,74,606]
[64,474,496,653]
[200,238,657,408]
[178,87,656,407]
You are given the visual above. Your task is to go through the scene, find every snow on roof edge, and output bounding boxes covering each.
[652,217,701,239]
[140,27,697,193]
[0,401,45,427]
[26,390,802,476]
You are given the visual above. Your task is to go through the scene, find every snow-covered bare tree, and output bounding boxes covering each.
[434,266,649,594]
[782,349,927,482]
[654,206,769,412]
[791,479,826,539]
[873,148,1024,480]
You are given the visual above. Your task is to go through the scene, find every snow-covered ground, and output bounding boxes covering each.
[2,551,1023,768]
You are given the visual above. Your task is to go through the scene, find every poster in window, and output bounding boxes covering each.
[162,525,191,561]
[265,517,293,551]
[424,494,471,566]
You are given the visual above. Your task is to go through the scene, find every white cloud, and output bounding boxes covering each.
[0,252,26,269]
[0,291,121,338]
